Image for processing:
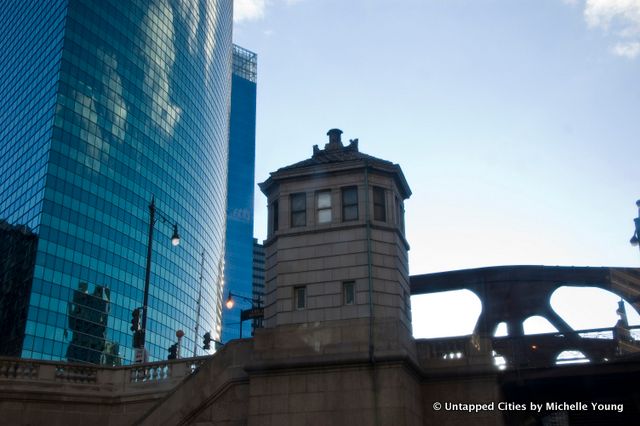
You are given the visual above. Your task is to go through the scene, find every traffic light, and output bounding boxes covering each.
[168,343,178,360]
[132,330,144,349]
[130,308,140,332]
[202,332,212,350]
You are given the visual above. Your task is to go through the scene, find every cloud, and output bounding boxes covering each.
[574,0,640,58]
[584,0,640,31]
[612,40,640,57]
[234,0,304,23]
[234,0,266,23]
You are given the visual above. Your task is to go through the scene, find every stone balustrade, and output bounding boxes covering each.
[0,355,209,393]
[0,359,39,380]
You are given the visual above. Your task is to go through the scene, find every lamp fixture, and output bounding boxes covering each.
[171,224,180,246]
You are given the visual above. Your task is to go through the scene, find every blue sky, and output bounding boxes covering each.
[232,0,640,336]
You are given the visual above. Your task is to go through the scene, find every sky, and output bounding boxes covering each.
[232,0,640,337]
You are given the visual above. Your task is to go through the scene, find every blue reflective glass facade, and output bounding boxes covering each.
[0,0,232,363]
[221,45,257,342]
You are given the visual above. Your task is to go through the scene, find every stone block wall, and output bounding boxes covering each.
[247,362,423,426]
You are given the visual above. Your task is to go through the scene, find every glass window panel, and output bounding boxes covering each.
[343,187,357,205]
[396,196,405,233]
[342,186,358,222]
[295,286,306,310]
[318,209,331,224]
[343,206,358,221]
[317,190,331,224]
[272,200,279,232]
[344,281,355,305]
[290,193,306,227]
[291,193,306,211]
[373,187,386,222]
[292,212,306,227]
[317,191,331,209]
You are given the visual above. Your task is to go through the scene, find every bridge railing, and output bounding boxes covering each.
[416,335,495,369]
[416,326,640,371]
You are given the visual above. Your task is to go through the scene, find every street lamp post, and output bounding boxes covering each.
[134,196,180,363]
[225,292,263,339]
[630,200,640,254]
[193,249,205,357]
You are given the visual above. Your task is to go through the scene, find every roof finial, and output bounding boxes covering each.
[325,128,344,151]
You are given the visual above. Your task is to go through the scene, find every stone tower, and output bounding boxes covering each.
[257,128,415,361]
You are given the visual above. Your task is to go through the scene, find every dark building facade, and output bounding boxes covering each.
[0,221,38,357]
[251,238,265,331]
[221,45,258,342]
[0,0,233,363]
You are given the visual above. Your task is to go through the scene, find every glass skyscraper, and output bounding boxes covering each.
[0,0,232,363]
[221,45,258,342]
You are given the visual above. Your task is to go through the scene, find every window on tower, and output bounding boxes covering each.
[396,196,404,233]
[342,186,358,221]
[316,190,332,224]
[272,200,279,232]
[290,193,306,227]
[373,186,386,222]
[343,281,355,305]
[294,286,306,310]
